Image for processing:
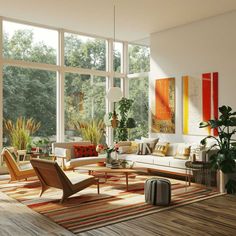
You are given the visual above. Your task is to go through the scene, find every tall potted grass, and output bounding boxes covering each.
[4,117,41,150]
[74,119,105,145]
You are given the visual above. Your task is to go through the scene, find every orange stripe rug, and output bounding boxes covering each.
[0,173,222,234]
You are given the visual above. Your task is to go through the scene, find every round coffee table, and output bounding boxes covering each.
[76,165,141,191]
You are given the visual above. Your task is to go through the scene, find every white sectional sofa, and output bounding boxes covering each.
[119,142,206,175]
[52,141,106,170]
[52,141,206,175]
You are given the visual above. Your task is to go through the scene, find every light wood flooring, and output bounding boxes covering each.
[80,194,236,236]
[1,174,236,236]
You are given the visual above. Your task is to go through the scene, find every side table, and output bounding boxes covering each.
[185,161,211,187]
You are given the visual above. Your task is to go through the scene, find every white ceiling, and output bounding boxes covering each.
[0,0,236,45]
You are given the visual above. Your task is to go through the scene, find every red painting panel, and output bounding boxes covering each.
[213,72,219,136]
[202,73,211,134]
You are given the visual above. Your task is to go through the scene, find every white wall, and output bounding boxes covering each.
[150,11,236,143]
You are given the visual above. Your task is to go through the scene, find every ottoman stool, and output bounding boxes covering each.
[144,178,171,206]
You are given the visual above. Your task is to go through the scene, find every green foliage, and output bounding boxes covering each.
[129,45,150,73]
[3,29,56,140]
[3,28,150,145]
[115,98,134,141]
[225,179,236,194]
[4,117,41,150]
[74,119,105,145]
[128,77,149,139]
[200,105,236,193]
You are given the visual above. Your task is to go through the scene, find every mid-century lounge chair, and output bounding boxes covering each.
[1,148,36,182]
[30,159,100,203]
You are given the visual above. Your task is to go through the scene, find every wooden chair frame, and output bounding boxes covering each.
[30,159,99,203]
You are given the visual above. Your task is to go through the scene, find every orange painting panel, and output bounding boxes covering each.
[155,79,171,120]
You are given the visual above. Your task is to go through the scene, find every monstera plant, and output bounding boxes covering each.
[199,105,236,194]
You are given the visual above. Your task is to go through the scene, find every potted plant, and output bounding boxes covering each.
[74,119,105,145]
[199,105,236,194]
[116,98,135,141]
[4,117,41,150]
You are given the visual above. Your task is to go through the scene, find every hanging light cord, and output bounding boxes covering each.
[113,3,116,43]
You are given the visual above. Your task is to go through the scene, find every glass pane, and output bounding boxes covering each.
[114,77,121,87]
[3,21,58,64]
[128,44,150,74]
[64,33,106,71]
[128,77,149,139]
[114,42,123,72]
[3,66,56,148]
[65,73,106,141]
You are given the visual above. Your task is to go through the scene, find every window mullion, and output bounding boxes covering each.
[0,17,3,150]
[57,29,65,142]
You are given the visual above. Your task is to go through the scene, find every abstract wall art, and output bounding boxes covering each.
[151,77,175,133]
[182,72,218,136]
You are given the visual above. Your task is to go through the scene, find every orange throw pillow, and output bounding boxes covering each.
[73,145,98,158]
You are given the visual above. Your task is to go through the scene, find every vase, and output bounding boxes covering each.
[106,152,112,165]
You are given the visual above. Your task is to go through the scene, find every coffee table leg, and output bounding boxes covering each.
[105,172,107,182]
[126,173,128,191]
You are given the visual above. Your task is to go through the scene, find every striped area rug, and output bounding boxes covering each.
[0,173,221,234]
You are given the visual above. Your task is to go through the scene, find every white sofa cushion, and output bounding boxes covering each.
[169,158,188,169]
[120,154,154,164]
[153,156,172,167]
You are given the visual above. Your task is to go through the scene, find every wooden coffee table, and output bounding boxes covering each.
[77,165,144,191]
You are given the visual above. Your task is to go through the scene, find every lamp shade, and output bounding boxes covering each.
[106,87,123,102]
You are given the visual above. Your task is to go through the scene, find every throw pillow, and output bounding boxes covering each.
[117,141,132,146]
[119,146,133,154]
[141,137,159,152]
[152,142,169,157]
[137,143,152,155]
[131,141,138,153]
[174,144,191,160]
[73,145,98,158]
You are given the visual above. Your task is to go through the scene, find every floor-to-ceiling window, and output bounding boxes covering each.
[64,73,106,141]
[64,32,108,141]
[0,17,150,170]
[127,44,150,139]
[2,20,58,147]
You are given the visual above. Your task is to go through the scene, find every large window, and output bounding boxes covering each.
[128,44,150,74]
[64,73,106,141]
[113,77,121,87]
[3,66,56,146]
[113,42,123,73]
[3,21,58,64]
[128,77,149,139]
[64,33,107,71]
[0,18,150,167]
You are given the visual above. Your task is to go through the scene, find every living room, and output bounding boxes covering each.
[1,0,236,235]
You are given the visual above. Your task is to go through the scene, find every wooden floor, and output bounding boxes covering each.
[1,174,236,236]
[80,195,236,236]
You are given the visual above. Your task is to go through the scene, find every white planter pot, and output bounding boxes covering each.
[217,170,236,193]
[217,170,228,193]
